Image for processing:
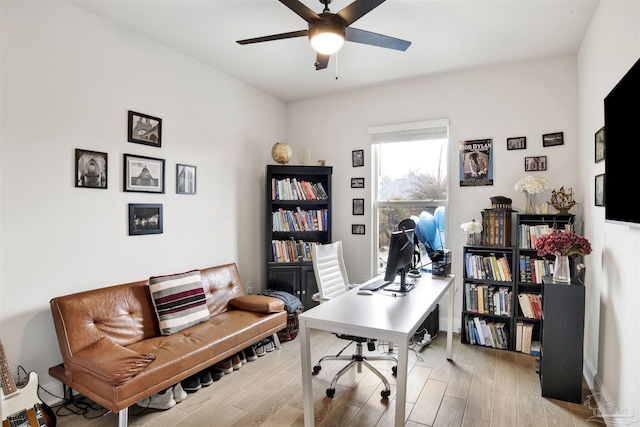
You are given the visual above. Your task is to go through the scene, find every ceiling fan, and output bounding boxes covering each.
[236,0,411,70]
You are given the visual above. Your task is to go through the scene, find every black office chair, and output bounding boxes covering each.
[311,241,397,399]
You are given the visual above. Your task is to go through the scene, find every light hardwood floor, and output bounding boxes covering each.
[50,330,600,427]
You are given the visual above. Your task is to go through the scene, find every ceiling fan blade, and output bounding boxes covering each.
[345,27,411,51]
[337,0,386,26]
[237,30,308,45]
[315,53,330,70]
[280,0,321,23]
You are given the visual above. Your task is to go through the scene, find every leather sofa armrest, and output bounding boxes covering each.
[229,295,284,313]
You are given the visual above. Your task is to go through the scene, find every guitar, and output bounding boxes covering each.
[1,339,55,427]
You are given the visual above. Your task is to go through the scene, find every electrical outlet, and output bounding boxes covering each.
[246,281,253,295]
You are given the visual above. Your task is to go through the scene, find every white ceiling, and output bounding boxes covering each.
[71,0,599,102]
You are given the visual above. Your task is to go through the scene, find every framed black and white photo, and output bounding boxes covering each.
[176,164,196,195]
[352,149,364,167]
[595,174,605,207]
[352,224,365,235]
[353,198,364,215]
[507,137,526,150]
[123,154,165,193]
[525,156,547,171]
[595,126,605,163]
[129,204,163,235]
[128,110,162,147]
[75,149,107,189]
[351,177,365,188]
[542,132,564,147]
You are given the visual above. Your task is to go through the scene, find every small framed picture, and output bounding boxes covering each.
[176,164,197,195]
[351,177,365,188]
[128,110,162,147]
[525,156,547,171]
[75,149,107,189]
[352,149,364,167]
[595,174,605,207]
[124,154,165,193]
[542,132,564,147]
[353,198,364,215]
[595,126,605,163]
[507,137,526,150]
[129,203,163,235]
[352,224,365,235]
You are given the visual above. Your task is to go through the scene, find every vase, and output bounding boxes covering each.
[466,233,481,245]
[524,191,537,214]
[553,255,571,283]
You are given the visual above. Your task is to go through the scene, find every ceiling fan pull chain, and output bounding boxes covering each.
[335,53,339,80]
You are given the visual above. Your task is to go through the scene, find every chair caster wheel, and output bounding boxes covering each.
[392,365,397,376]
[381,389,391,399]
[326,388,335,398]
[313,365,321,375]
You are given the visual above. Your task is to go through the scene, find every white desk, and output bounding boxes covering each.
[299,273,455,427]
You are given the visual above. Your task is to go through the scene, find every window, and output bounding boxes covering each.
[370,119,449,274]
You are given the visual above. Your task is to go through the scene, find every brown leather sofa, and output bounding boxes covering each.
[49,263,287,427]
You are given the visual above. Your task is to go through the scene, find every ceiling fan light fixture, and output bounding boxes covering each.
[309,25,345,55]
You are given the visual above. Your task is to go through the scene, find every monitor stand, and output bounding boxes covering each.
[383,270,415,293]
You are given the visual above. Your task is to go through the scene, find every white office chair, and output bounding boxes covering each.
[311,241,397,399]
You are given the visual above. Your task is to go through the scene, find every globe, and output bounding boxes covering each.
[271,142,293,164]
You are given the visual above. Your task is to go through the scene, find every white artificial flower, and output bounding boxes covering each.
[514,175,548,194]
[460,219,483,234]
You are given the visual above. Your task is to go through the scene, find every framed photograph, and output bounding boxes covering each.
[352,224,365,235]
[595,126,605,163]
[525,156,547,171]
[459,139,494,187]
[595,174,605,207]
[123,154,165,193]
[507,137,526,150]
[542,132,564,147]
[128,110,162,147]
[75,149,107,189]
[129,204,163,235]
[176,164,197,195]
[352,149,364,167]
[353,198,364,215]
[351,177,365,188]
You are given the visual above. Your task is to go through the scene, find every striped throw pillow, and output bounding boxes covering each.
[148,270,210,335]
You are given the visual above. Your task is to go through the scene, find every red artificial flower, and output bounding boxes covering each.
[536,231,592,257]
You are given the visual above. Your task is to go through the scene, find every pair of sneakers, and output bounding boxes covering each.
[136,383,186,410]
[254,336,276,357]
[181,367,225,393]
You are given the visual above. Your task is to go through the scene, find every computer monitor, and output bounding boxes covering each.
[383,229,415,293]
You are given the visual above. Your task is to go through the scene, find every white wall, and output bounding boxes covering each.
[0,0,286,398]
[286,56,580,333]
[578,0,640,421]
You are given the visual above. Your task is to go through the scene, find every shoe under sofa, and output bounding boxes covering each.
[49,263,287,427]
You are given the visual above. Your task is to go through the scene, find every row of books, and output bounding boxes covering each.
[464,316,509,349]
[464,253,513,281]
[515,321,540,355]
[271,240,318,263]
[272,208,328,232]
[518,224,552,249]
[465,284,512,316]
[481,208,512,246]
[519,255,554,284]
[271,178,328,201]
[518,293,542,319]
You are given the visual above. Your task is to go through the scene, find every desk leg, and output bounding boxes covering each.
[300,319,314,426]
[395,340,409,426]
[447,277,455,360]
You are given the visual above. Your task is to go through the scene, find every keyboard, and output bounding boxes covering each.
[359,278,391,292]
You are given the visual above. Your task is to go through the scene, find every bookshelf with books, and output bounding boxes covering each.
[265,165,332,310]
[514,213,574,356]
[461,245,516,351]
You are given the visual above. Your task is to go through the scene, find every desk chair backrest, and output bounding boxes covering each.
[312,241,350,300]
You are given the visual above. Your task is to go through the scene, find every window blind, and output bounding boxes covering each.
[369,119,449,144]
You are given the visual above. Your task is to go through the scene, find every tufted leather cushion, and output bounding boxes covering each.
[148,270,211,335]
[69,337,156,386]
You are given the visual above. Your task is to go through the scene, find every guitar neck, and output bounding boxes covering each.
[0,340,17,396]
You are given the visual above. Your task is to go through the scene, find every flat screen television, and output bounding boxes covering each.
[604,56,640,227]
[383,229,415,293]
